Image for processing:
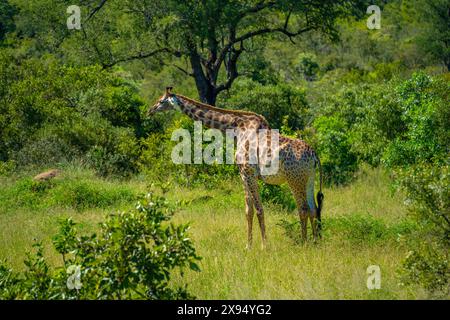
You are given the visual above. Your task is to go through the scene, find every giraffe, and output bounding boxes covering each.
[148,87,324,248]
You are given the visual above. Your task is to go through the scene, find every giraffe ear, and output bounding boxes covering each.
[165,86,173,94]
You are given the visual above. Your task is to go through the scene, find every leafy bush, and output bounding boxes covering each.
[0,175,137,213]
[397,164,449,297]
[326,214,388,244]
[295,53,320,81]
[313,115,358,185]
[11,134,78,168]
[0,51,144,176]
[0,160,15,176]
[218,79,309,130]
[259,182,296,211]
[0,193,201,299]
[382,73,449,168]
[139,117,238,188]
[51,181,136,211]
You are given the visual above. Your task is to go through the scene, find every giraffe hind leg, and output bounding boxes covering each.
[306,175,319,241]
[287,178,309,242]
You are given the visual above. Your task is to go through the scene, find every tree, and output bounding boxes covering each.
[415,0,450,71]
[0,0,17,43]
[14,0,360,105]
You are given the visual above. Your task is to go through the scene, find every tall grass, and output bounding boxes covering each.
[0,166,425,298]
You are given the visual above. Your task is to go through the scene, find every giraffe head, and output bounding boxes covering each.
[147,86,182,116]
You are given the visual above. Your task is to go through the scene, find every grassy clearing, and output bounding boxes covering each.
[0,166,425,299]
[162,168,424,299]
[0,166,145,269]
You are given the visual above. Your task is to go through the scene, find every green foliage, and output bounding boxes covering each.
[0,0,17,43]
[278,214,417,245]
[0,51,144,176]
[219,79,309,130]
[0,175,137,213]
[259,182,296,211]
[0,160,15,176]
[295,53,320,81]
[382,73,449,168]
[397,164,449,297]
[326,214,388,244]
[139,117,238,188]
[414,0,450,70]
[313,115,358,185]
[0,193,201,299]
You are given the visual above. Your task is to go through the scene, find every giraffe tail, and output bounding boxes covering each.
[316,155,324,237]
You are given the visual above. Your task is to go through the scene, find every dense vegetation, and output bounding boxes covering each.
[0,0,448,299]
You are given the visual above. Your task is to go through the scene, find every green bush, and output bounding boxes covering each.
[0,175,137,213]
[259,182,296,211]
[326,214,388,244]
[313,115,358,185]
[397,164,449,297]
[218,80,309,130]
[295,53,320,81]
[0,193,201,299]
[51,181,136,211]
[139,117,238,188]
[0,51,144,176]
[382,73,449,168]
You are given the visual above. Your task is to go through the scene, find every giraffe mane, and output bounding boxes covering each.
[176,94,270,127]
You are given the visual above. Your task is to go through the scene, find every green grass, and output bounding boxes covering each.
[0,166,426,299]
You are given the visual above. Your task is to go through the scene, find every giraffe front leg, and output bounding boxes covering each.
[248,182,266,250]
[244,190,254,249]
[240,166,266,249]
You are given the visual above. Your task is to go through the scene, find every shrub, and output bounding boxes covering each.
[382,73,449,168]
[326,214,388,244]
[139,117,238,188]
[259,182,296,211]
[0,160,15,176]
[313,115,358,185]
[51,180,136,211]
[0,193,201,299]
[295,53,320,81]
[0,175,137,213]
[0,52,144,176]
[11,134,78,168]
[218,79,309,130]
[397,164,449,297]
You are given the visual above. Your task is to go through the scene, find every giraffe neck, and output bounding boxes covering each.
[174,95,240,130]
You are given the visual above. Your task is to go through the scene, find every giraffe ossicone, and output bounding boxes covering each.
[149,88,324,247]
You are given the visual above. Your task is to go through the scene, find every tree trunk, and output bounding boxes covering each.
[189,51,218,106]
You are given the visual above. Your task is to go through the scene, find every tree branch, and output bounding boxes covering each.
[173,64,194,77]
[215,24,314,70]
[85,0,108,23]
[215,43,244,93]
[102,48,177,69]
[234,1,278,24]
